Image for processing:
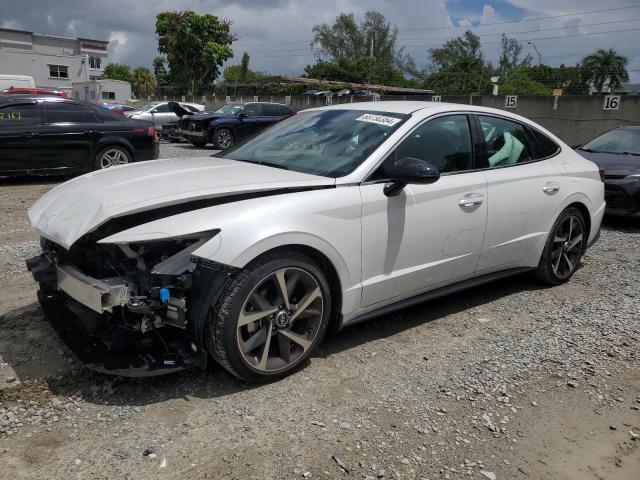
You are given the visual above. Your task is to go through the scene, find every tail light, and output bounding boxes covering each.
[148,126,158,141]
[598,168,606,182]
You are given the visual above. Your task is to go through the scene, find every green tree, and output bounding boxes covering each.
[498,35,531,80]
[240,52,250,82]
[152,55,168,86]
[156,10,236,95]
[424,31,489,94]
[131,66,156,97]
[101,63,132,83]
[305,11,411,85]
[223,64,267,83]
[500,68,552,95]
[581,48,629,93]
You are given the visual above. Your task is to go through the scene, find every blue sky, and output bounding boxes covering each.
[1,0,639,83]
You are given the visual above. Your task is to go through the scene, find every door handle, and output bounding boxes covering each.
[84,129,95,135]
[542,182,561,194]
[22,132,40,139]
[458,193,485,207]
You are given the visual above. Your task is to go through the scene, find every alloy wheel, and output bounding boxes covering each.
[100,149,129,169]
[550,215,584,279]
[217,130,234,149]
[236,267,324,373]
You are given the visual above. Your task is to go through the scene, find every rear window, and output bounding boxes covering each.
[530,129,560,158]
[44,102,98,124]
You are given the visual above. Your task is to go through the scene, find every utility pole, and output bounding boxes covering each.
[528,41,542,66]
[367,35,375,92]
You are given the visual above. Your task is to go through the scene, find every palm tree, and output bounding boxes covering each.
[581,48,629,93]
[131,67,157,98]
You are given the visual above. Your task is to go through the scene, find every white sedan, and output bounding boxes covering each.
[27,102,605,382]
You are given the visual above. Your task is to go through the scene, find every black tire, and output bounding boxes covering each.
[535,207,586,285]
[206,251,331,383]
[190,137,209,148]
[213,128,235,150]
[93,145,132,171]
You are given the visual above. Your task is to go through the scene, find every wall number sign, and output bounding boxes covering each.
[431,95,441,102]
[505,95,518,109]
[603,95,620,110]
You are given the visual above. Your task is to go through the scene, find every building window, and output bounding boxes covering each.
[49,65,69,79]
[89,56,101,69]
[102,91,115,100]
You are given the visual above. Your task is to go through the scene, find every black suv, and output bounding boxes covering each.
[0,96,159,177]
[179,102,295,149]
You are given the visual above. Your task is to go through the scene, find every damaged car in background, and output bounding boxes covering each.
[27,102,605,383]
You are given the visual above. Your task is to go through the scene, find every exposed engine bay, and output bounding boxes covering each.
[27,231,231,376]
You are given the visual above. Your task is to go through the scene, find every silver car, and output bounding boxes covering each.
[125,101,204,129]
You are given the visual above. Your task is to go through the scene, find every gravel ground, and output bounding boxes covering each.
[0,144,638,479]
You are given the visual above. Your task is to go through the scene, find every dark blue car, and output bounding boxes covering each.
[178,102,296,149]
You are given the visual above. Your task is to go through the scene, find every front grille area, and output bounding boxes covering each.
[605,186,632,210]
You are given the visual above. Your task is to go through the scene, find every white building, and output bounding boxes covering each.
[73,79,131,103]
[0,28,108,94]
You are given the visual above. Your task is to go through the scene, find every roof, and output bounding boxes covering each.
[619,125,640,130]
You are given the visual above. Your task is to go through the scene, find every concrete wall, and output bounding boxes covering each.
[135,94,640,145]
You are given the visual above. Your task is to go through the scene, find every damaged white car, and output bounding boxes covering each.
[27,102,605,382]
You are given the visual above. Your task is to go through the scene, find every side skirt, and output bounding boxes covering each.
[342,268,533,329]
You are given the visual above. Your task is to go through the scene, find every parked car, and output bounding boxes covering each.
[180,102,296,149]
[124,101,204,130]
[26,102,604,382]
[97,102,135,115]
[159,102,199,143]
[0,96,159,177]
[575,126,640,216]
[2,87,67,97]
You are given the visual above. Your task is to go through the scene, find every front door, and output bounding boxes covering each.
[40,102,101,170]
[360,114,488,307]
[475,114,566,270]
[237,103,264,137]
[0,101,42,173]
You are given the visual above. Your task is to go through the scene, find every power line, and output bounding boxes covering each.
[242,25,640,55]
[232,5,640,48]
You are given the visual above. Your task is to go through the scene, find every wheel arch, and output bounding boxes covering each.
[94,139,135,158]
[245,244,344,332]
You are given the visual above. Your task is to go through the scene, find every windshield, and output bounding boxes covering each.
[222,109,408,177]
[582,129,640,155]
[214,104,245,115]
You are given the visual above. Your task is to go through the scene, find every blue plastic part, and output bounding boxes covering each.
[159,288,170,303]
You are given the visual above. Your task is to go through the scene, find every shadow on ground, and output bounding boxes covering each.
[0,271,548,408]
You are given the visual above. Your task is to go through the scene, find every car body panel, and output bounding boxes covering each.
[360,172,488,307]
[125,102,204,129]
[28,157,335,249]
[576,144,640,216]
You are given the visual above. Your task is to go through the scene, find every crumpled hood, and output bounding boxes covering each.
[28,157,334,249]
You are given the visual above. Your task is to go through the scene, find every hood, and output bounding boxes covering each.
[167,102,194,118]
[28,157,334,249]
[189,111,229,121]
[576,149,640,177]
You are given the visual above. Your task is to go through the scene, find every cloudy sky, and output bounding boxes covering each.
[1,0,639,82]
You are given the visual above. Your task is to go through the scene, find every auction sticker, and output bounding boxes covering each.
[356,114,401,127]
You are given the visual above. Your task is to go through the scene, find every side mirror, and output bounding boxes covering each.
[383,157,440,197]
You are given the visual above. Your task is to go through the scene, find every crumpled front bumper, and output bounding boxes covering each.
[25,253,214,377]
[604,177,640,216]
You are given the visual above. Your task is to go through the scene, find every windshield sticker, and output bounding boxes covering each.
[0,112,23,121]
[356,113,401,127]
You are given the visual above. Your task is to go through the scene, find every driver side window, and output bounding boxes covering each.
[371,114,472,180]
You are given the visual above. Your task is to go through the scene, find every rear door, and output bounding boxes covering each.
[360,113,488,306]
[260,104,289,129]
[475,114,565,271]
[40,102,102,170]
[0,101,42,172]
